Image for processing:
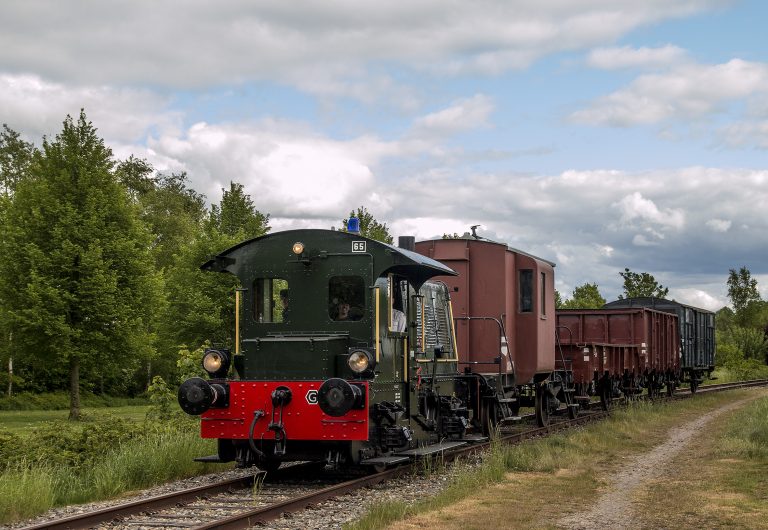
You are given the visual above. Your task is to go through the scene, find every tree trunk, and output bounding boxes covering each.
[7,331,12,398]
[69,355,81,420]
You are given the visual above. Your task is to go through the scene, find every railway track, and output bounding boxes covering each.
[16,379,767,530]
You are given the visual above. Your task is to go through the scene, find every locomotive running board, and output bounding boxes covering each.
[396,441,467,457]
[360,456,410,467]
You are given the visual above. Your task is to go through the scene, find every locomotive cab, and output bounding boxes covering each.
[178,228,469,470]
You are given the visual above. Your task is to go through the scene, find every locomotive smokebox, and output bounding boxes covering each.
[178,377,229,415]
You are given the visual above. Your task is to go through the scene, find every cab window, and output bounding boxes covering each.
[388,274,408,333]
[329,275,365,321]
[254,278,288,323]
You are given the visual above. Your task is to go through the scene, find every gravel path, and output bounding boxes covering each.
[556,398,751,530]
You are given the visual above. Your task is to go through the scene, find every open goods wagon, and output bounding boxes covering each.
[556,307,680,408]
[603,297,715,391]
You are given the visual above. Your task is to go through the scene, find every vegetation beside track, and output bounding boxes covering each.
[0,391,148,411]
[707,364,768,386]
[346,388,768,530]
[635,393,768,529]
[0,391,226,525]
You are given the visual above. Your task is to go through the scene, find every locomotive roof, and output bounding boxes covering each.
[201,228,457,285]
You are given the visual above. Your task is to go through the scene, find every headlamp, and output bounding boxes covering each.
[347,350,370,373]
[202,348,230,378]
[292,242,305,255]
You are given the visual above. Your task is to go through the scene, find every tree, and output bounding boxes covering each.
[561,282,606,309]
[555,290,564,309]
[618,268,669,299]
[340,206,394,244]
[0,124,34,197]
[0,111,162,419]
[159,182,270,370]
[138,171,208,271]
[210,181,270,239]
[727,266,761,314]
[0,125,35,396]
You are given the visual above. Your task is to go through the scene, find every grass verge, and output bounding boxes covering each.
[346,389,767,530]
[0,405,151,434]
[635,393,768,529]
[0,420,227,525]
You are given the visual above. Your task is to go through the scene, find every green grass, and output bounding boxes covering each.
[0,422,227,524]
[0,405,150,434]
[709,364,768,385]
[716,395,768,493]
[0,391,148,411]
[345,391,753,530]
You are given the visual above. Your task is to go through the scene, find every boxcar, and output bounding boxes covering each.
[603,297,715,391]
[556,307,680,407]
[415,237,573,425]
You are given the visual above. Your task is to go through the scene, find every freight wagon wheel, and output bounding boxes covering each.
[666,382,675,397]
[566,394,578,420]
[535,385,549,427]
[599,385,613,411]
[689,379,699,394]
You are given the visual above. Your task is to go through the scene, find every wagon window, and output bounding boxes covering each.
[329,275,366,321]
[540,272,546,317]
[519,269,533,313]
[254,278,289,323]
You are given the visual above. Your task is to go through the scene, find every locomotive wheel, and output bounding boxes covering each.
[217,439,237,463]
[535,385,549,427]
[481,400,498,436]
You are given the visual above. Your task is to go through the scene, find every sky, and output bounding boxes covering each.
[1,0,767,310]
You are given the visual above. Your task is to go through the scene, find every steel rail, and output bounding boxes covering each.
[18,474,257,530]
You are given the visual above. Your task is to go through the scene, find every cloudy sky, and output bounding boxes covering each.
[2,0,767,309]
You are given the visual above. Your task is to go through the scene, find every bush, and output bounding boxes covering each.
[0,414,149,470]
[0,391,148,411]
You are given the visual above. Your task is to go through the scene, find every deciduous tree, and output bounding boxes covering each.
[618,268,669,299]
[341,206,393,244]
[0,111,161,419]
[727,266,761,314]
[561,282,606,309]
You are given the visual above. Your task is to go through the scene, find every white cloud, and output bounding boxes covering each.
[632,233,660,246]
[571,59,768,127]
[614,192,685,230]
[706,218,732,232]
[146,121,391,217]
[670,288,725,311]
[0,1,724,95]
[0,74,179,143]
[411,94,494,137]
[586,45,687,70]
